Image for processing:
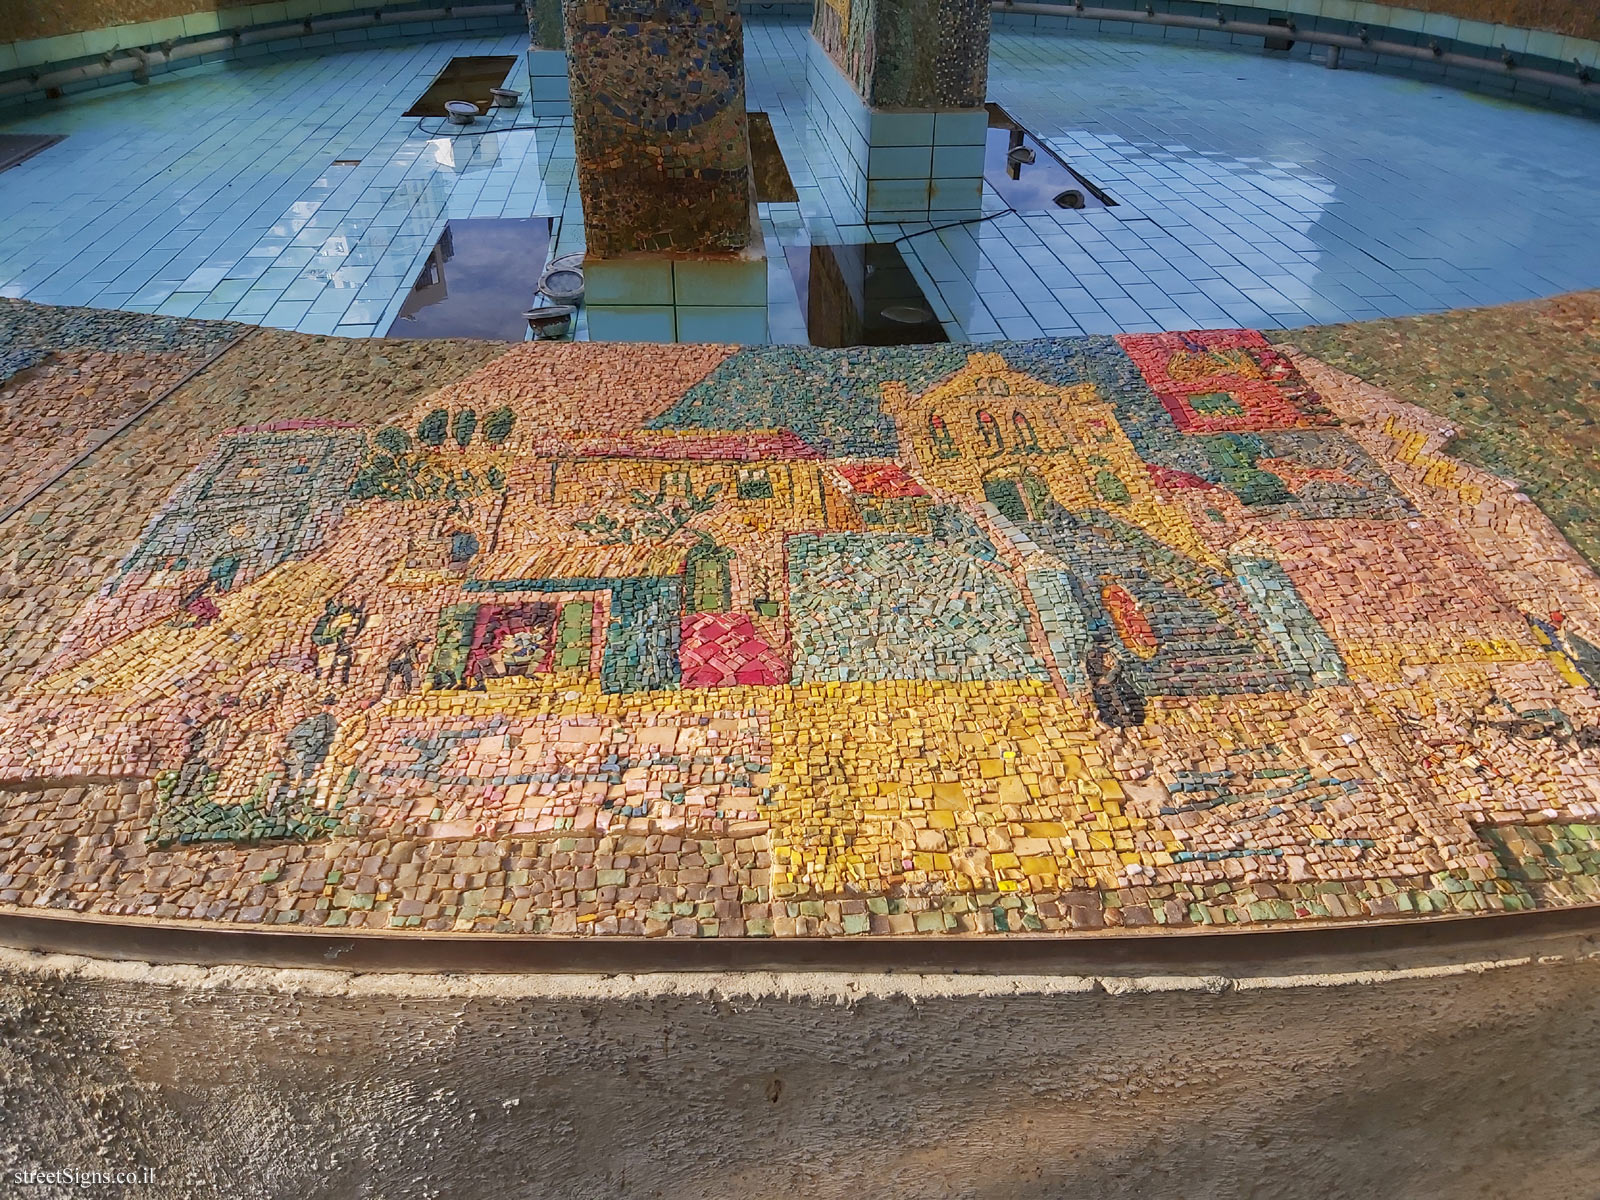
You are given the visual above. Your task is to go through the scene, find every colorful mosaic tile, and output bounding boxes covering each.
[4,302,1600,936]
[0,299,243,513]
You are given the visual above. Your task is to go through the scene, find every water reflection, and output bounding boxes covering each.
[386,218,553,342]
[984,103,1116,213]
[784,242,948,347]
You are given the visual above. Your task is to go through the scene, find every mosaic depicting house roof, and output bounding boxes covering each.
[5,320,1600,937]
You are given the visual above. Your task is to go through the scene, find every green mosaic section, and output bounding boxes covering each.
[1483,822,1600,899]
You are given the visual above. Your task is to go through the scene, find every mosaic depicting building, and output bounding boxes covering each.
[5,330,1600,935]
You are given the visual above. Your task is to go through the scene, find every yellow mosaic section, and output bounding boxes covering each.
[762,679,1172,896]
[1377,414,1484,506]
[1336,633,1538,683]
[880,353,1218,566]
[280,677,1181,896]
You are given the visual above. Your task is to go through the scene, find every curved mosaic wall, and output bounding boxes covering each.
[4,297,1600,936]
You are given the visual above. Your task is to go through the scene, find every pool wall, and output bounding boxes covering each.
[995,0,1600,114]
[0,0,809,112]
[2,0,1596,116]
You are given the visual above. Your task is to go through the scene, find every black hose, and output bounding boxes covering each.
[411,112,572,139]
[889,203,1020,247]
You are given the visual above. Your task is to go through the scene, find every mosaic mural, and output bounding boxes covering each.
[5,313,1600,935]
[0,300,241,514]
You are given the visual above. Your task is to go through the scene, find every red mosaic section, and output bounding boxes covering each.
[834,461,929,498]
[1118,329,1336,434]
[1145,463,1216,492]
[679,612,788,687]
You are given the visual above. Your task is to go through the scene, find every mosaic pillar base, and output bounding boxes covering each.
[585,227,769,344]
[807,36,985,224]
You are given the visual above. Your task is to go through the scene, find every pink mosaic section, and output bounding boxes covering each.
[328,708,773,837]
[679,612,788,688]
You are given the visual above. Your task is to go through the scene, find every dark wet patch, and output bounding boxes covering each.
[0,134,63,174]
[984,103,1114,213]
[784,242,948,347]
[748,112,798,203]
[405,56,519,117]
[387,218,553,341]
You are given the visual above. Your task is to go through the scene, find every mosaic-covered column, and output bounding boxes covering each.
[809,0,991,222]
[526,0,570,116]
[564,0,768,342]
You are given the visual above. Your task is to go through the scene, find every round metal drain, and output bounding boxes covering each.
[882,303,934,325]
[539,258,586,306]
[1054,188,1086,209]
[444,100,479,125]
[524,304,575,339]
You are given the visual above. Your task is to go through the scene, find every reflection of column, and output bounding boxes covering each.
[808,0,990,222]
[526,0,569,115]
[566,0,767,342]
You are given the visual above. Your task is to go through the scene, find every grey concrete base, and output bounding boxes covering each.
[3,931,1600,1198]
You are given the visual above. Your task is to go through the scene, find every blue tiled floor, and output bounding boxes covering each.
[751,20,1600,338]
[0,36,583,338]
[2,17,1599,342]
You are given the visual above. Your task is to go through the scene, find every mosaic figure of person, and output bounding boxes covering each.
[174,713,225,801]
[1087,641,1146,729]
[279,696,338,807]
[1528,609,1600,689]
[383,639,429,695]
[173,578,222,629]
[311,601,368,686]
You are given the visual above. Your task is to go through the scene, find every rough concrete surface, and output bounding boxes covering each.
[1,943,1598,1199]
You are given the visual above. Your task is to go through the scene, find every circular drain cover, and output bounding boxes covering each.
[1054,188,1086,209]
[444,100,479,125]
[540,267,585,305]
[882,303,934,325]
[524,305,575,338]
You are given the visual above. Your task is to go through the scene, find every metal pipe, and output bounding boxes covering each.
[0,3,521,99]
[993,1,1595,95]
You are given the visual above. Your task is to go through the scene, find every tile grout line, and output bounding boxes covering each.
[0,323,260,528]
